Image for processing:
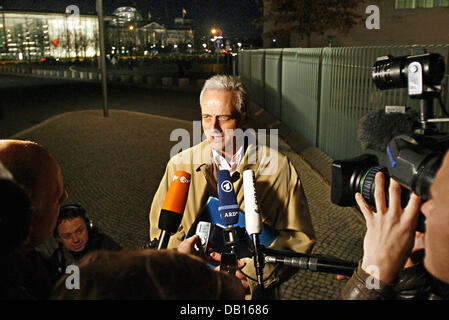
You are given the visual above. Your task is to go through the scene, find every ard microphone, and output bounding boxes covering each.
[217,170,239,226]
[357,107,420,153]
[243,169,264,287]
[217,170,240,257]
[157,171,191,250]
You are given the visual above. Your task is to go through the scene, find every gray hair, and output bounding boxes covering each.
[199,75,248,115]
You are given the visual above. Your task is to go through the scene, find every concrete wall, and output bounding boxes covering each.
[263,0,449,48]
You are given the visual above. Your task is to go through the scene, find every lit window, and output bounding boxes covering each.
[395,0,449,9]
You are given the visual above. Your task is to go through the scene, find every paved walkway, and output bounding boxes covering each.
[8,91,366,300]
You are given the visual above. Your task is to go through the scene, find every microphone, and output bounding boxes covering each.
[217,170,239,227]
[217,170,239,273]
[357,107,420,153]
[157,171,191,250]
[263,248,357,277]
[243,169,264,287]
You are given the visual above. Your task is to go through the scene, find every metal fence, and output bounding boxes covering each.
[238,45,449,161]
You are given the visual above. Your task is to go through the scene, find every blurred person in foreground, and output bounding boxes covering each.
[0,161,33,299]
[342,150,449,299]
[52,249,246,300]
[0,140,68,299]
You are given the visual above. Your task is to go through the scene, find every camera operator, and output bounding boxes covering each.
[342,150,449,300]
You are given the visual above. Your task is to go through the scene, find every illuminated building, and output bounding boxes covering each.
[0,7,195,61]
[0,11,99,60]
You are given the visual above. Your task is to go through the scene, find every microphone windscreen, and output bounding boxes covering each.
[217,170,239,226]
[158,171,191,232]
[243,169,262,235]
[357,108,419,153]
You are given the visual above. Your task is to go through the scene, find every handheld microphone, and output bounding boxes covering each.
[243,169,264,287]
[357,107,420,153]
[217,170,239,273]
[217,170,239,227]
[157,171,191,250]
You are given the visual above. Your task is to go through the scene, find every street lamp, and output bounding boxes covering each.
[129,25,135,31]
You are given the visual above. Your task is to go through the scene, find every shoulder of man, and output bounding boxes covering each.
[167,139,212,170]
[248,143,293,177]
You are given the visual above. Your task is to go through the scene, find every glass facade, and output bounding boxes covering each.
[0,12,99,60]
[0,10,195,60]
[395,0,449,9]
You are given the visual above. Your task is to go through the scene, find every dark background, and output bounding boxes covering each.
[0,0,264,39]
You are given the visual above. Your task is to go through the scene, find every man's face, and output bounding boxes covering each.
[30,161,68,248]
[421,151,449,283]
[201,89,246,156]
[57,217,89,252]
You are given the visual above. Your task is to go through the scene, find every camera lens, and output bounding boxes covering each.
[357,166,389,206]
[372,56,406,90]
[354,166,410,208]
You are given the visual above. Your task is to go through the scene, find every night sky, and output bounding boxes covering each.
[0,0,263,39]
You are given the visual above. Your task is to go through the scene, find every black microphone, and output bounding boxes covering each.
[217,170,240,227]
[243,169,264,288]
[217,170,239,273]
[357,106,420,153]
[264,253,357,277]
[157,171,191,250]
[217,169,240,244]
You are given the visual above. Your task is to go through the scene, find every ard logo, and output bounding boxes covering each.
[221,180,233,193]
[224,211,238,218]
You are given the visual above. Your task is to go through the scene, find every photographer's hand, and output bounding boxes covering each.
[177,235,202,255]
[355,172,421,284]
[210,252,249,290]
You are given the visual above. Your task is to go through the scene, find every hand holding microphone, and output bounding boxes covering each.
[157,171,191,250]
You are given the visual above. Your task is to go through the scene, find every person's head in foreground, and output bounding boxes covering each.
[0,139,68,250]
[421,149,449,284]
[52,249,246,300]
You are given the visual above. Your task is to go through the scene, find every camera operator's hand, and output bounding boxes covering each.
[355,172,421,284]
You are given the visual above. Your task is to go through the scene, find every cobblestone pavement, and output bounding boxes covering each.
[4,75,366,300]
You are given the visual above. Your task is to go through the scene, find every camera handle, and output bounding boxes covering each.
[407,60,449,135]
[416,97,438,135]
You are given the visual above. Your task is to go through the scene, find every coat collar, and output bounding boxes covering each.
[196,135,261,196]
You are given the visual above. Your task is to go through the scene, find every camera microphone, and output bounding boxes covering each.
[243,169,264,287]
[263,249,357,277]
[157,171,191,250]
[357,107,420,153]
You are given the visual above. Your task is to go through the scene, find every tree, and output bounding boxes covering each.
[256,0,363,47]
